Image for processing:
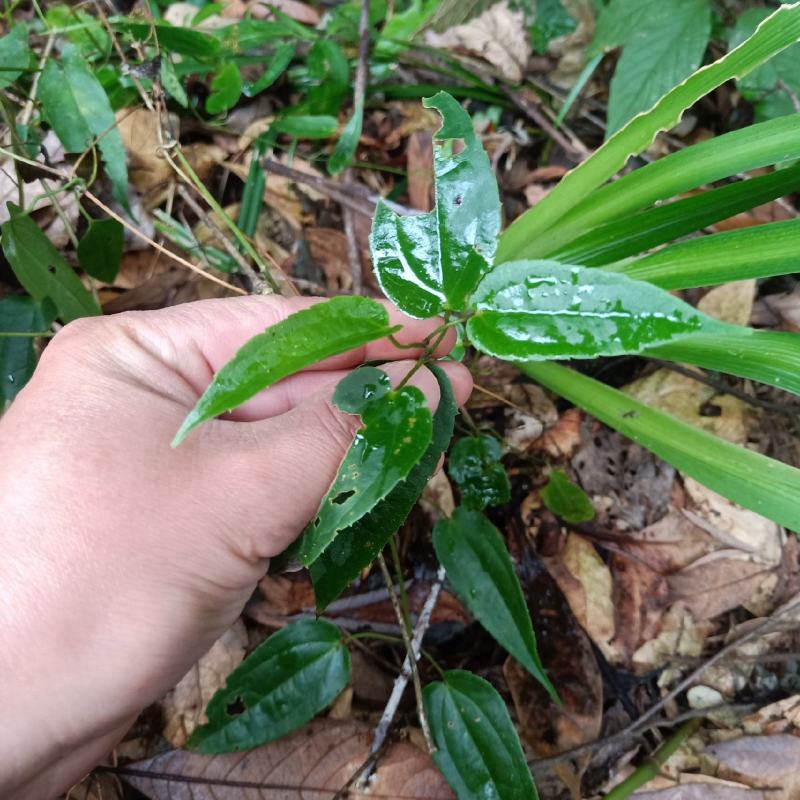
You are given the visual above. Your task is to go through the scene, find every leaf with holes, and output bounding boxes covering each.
[297,373,433,565]
[173,297,400,445]
[371,91,501,318]
[189,619,350,753]
[448,434,510,510]
[1,205,100,323]
[466,260,713,361]
[425,670,539,800]
[309,365,456,610]
[540,469,594,524]
[433,508,556,700]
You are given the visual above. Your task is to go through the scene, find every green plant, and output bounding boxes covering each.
[170,6,800,797]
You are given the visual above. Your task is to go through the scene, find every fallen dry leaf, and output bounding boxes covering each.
[742,695,800,736]
[161,620,248,748]
[66,772,123,800]
[543,532,618,662]
[427,0,531,83]
[532,407,583,458]
[251,0,320,25]
[256,573,316,617]
[407,130,434,211]
[697,280,756,327]
[123,719,453,799]
[116,108,177,194]
[752,288,800,332]
[706,735,800,800]
[305,227,354,291]
[631,782,763,799]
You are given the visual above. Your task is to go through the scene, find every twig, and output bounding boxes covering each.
[505,87,588,158]
[530,599,800,771]
[19,32,54,127]
[377,553,434,752]
[356,566,445,788]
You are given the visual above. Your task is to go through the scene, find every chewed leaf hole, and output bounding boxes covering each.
[226,695,247,717]
[331,489,356,505]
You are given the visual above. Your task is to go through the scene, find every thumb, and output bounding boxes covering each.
[211,361,443,561]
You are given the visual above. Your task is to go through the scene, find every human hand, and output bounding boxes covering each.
[0,295,472,799]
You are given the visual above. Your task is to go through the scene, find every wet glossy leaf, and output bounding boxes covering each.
[433,508,556,700]
[77,219,124,283]
[448,434,510,510]
[467,260,710,361]
[188,620,350,753]
[331,365,392,414]
[297,380,433,565]
[424,670,538,800]
[523,361,800,533]
[38,45,129,210]
[498,4,800,261]
[371,91,501,318]
[0,296,54,403]
[272,115,339,139]
[0,24,29,90]
[173,297,399,445]
[206,63,241,114]
[540,469,595,524]
[1,205,101,323]
[243,42,295,97]
[310,365,456,610]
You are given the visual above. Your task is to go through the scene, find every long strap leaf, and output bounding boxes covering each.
[497,3,800,262]
[522,361,800,532]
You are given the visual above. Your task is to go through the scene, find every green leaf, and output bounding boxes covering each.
[522,361,800,533]
[648,325,800,398]
[303,39,349,116]
[331,365,392,413]
[160,56,188,107]
[242,42,295,97]
[206,63,241,114]
[371,91,501,318]
[467,260,710,361]
[113,21,221,59]
[0,295,53,403]
[613,218,800,290]
[730,7,800,122]
[1,205,101,323]
[153,210,238,273]
[77,219,124,284]
[424,670,539,800]
[375,0,438,58]
[540,469,594,523]
[38,45,130,210]
[188,620,350,753]
[434,509,556,700]
[272,114,339,139]
[448,434,510,510]
[0,24,29,90]
[173,297,400,445]
[593,0,711,135]
[45,6,110,59]
[309,364,457,610]
[297,378,433,565]
[555,164,800,266]
[529,0,577,54]
[497,3,800,262]
[328,98,363,176]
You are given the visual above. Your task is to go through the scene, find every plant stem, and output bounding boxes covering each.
[603,719,701,800]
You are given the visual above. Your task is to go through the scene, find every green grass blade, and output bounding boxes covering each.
[610,218,800,289]
[648,325,800,397]
[555,165,800,266]
[497,3,800,262]
[522,361,800,532]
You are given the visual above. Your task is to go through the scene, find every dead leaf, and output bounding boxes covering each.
[623,368,757,446]
[256,573,316,617]
[742,696,800,736]
[116,109,178,194]
[631,783,763,799]
[123,719,453,799]
[251,0,320,25]
[419,469,456,522]
[407,130,434,211]
[632,602,713,675]
[161,620,248,748]
[706,735,800,799]
[543,533,617,661]
[752,288,800,333]
[532,407,583,458]
[698,280,756,327]
[66,772,123,800]
[426,1,531,83]
[305,227,353,291]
